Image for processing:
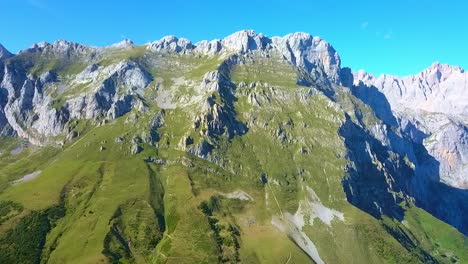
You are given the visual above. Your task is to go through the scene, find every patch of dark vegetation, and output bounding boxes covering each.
[186,155,237,191]
[0,200,24,224]
[260,172,268,185]
[103,198,165,263]
[199,195,244,263]
[0,205,65,264]
[146,164,166,238]
[102,207,132,263]
[353,221,422,264]
[382,220,440,263]
[34,183,68,263]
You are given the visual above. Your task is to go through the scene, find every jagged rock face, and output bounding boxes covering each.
[109,39,134,49]
[147,36,194,53]
[66,61,151,121]
[430,123,468,188]
[0,61,61,144]
[354,63,468,117]
[272,33,341,84]
[188,66,247,159]
[398,113,468,189]
[340,116,410,221]
[0,53,152,144]
[351,63,468,235]
[221,30,271,53]
[0,61,21,136]
[195,95,246,140]
[353,64,468,190]
[194,39,222,55]
[24,39,94,56]
[198,71,221,93]
[141,111,164,146]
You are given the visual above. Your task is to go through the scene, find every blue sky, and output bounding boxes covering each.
[2,0,467,76]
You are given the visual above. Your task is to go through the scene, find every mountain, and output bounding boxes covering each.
[0,30,466,264]
[353,63,468,188]
[0,44,12,60]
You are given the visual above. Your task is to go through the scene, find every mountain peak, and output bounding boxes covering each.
[0,43,13,59]
[352,69,375,86]
[221,29,271,53]
[24,39,90,55]
[147,35,194,53]
[412,62,465,85]
[424,61,464,75]
[272,31,341,83]
[110,39,134,49]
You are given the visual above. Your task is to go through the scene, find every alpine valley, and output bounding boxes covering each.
[0,30,467,264]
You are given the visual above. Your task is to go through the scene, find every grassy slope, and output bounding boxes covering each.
[0,138,60,192]
[402,207,468,262]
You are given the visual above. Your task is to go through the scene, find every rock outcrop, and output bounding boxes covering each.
[147,36,194,53]
[220,30,271,53]
[0,53,151,144]
[194,39,222,55]
[24,39,93,56]
[272,32,341,84]
[109,39,134,49]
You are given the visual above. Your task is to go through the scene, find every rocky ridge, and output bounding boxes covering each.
[0,30,342,144]
[147,30,342,84]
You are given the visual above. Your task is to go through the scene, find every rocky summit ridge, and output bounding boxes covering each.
[139,30,343,86]
[0,30,467,263]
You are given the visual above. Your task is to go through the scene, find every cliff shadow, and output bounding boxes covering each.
[343,82,468,235]
[339,114,407,221]
[351,81,398,127]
